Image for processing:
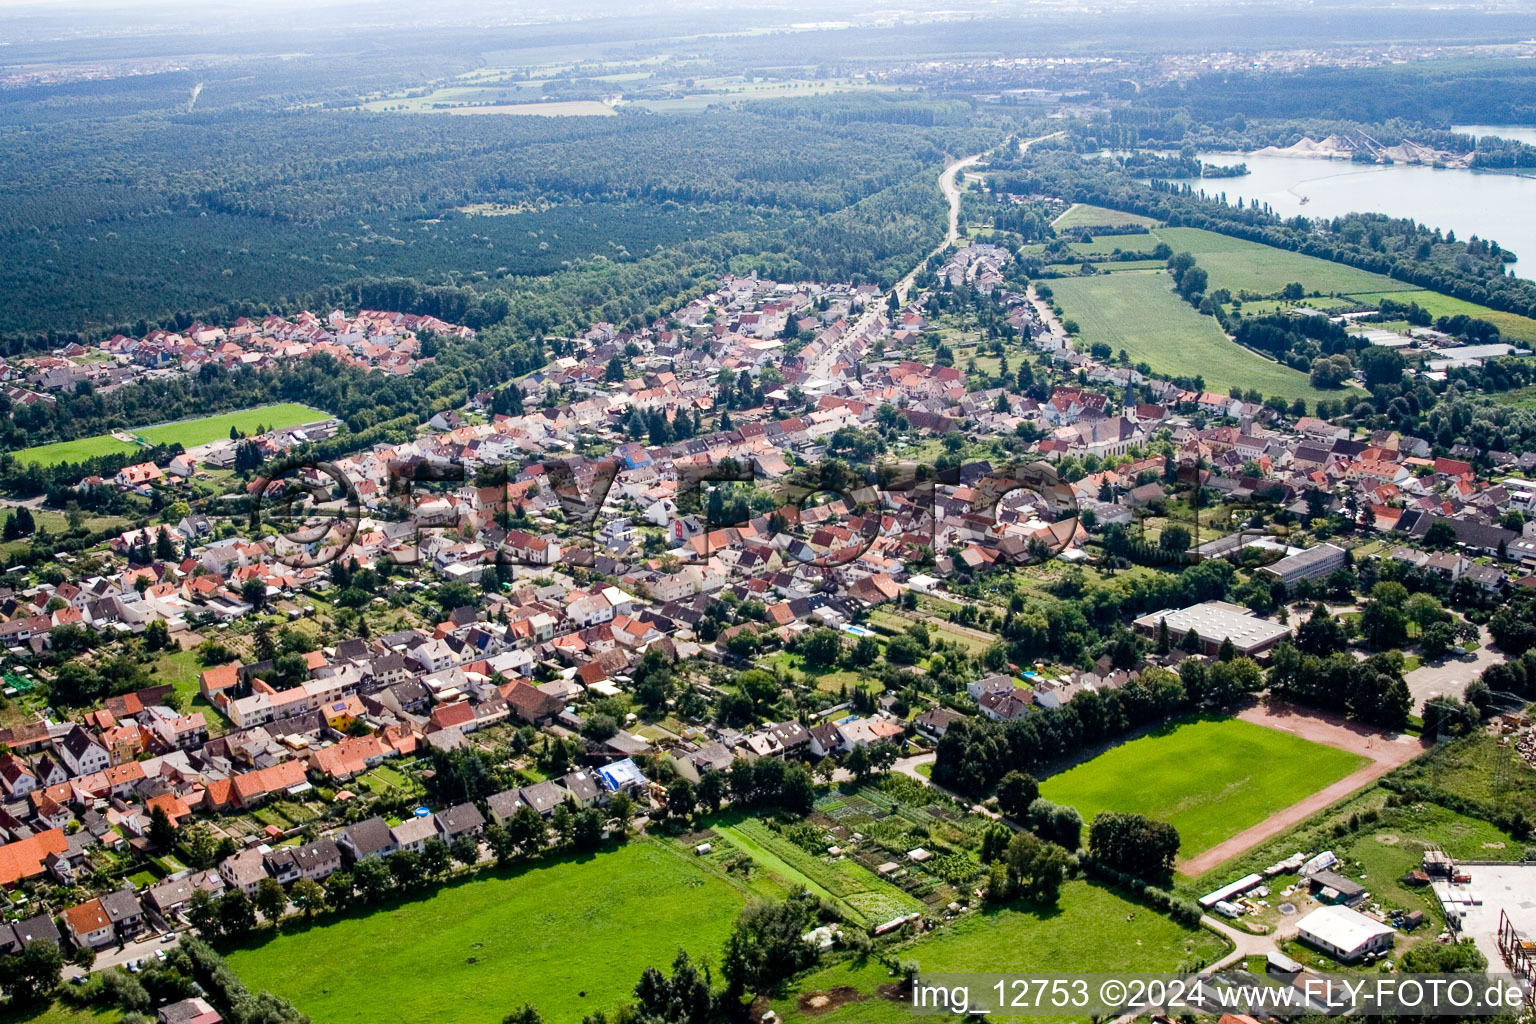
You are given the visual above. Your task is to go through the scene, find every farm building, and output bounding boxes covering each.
[1260,543,1347,590]
[1132,601,1292,659]
[1296,905,1395,962]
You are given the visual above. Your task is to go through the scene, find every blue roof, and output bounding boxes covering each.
[598,758,646,792]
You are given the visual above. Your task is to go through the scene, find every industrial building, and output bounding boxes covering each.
[1132,601,1293,660]
[1260,543,1348,591]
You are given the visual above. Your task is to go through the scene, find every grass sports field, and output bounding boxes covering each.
[1052,203,1161,231]
[771,881,1229,1024]
[1039,717,1368,861]
[1047,272,1342,402]
[225,841,744,1024]
[12,434,139,467]
[15,404,324,467]
[136,404,325,447]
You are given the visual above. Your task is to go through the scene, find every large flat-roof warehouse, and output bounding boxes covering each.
[1132,600,1293,659]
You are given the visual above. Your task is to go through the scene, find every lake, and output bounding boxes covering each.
[1172,129,1536,278]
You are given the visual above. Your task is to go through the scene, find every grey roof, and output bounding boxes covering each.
[1262,543,1346,580]
[343,816,396,856]
[560,770,601,804]
[390,815,438,847]
[435,802,485,837]
[1310,869,1366,898]
[485,789,522,822]
[60,724,105,762]
[293,837,339,873]
[518,781,565,816]
[11,912,60,947]
[99,888,143,923]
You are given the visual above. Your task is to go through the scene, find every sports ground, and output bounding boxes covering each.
[15,404,325,467]
[1038,715,1369,865]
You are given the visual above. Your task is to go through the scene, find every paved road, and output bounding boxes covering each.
[891,752,1002,821]
[1027,284,1069,342]
[1403,624,1502,712]
[892,751,935,784]
[893,131,1064,306]
[64,930,181,980]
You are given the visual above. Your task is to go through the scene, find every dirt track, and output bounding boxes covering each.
[1178,701,1427,877]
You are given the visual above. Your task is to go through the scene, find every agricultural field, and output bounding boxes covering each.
[1052,203,1161,231]
[136,404,326,448]
[225,840,745,1024]
[1228,296,1358,316]
[703,815,925,925]
[1046,272,1342,402]
[1049,259,1169,274]
[627,78,902,114]
[1039,717,1368,861]
[771,881,1229,1024]
[1343,289,1536,345]
[865,609,996,656]
[1149,227,1416,297]
[1063,235,1161,257]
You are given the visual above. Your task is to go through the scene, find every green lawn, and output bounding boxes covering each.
[149,648,208,701]
[1039,717,1368,861]
[1047,272,1342,402]
[1052,203,1161,231]
[772,881,1229,1024]
[225,841,745,1024]
[137,403,326,448]
[13,435,139,467]
[0,1002,121,1024]
[1152,227,1415,297]
[1065,236,1159,257]
[758,650,872,694]
[1055,258,1169,273]
[13,403,326,468]
[1344,289,1536,345]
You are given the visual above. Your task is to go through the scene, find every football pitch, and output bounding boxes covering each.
[14,404,325,467]
[1039,716,1368,863]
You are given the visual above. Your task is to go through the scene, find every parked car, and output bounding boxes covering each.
[155,950,167,961]
[160,933,176,944]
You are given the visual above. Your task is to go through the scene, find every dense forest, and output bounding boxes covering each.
[1133,59,1536,131]
[0,95,1004,347]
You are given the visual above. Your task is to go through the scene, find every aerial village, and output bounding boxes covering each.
[0,245,1532,1007]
